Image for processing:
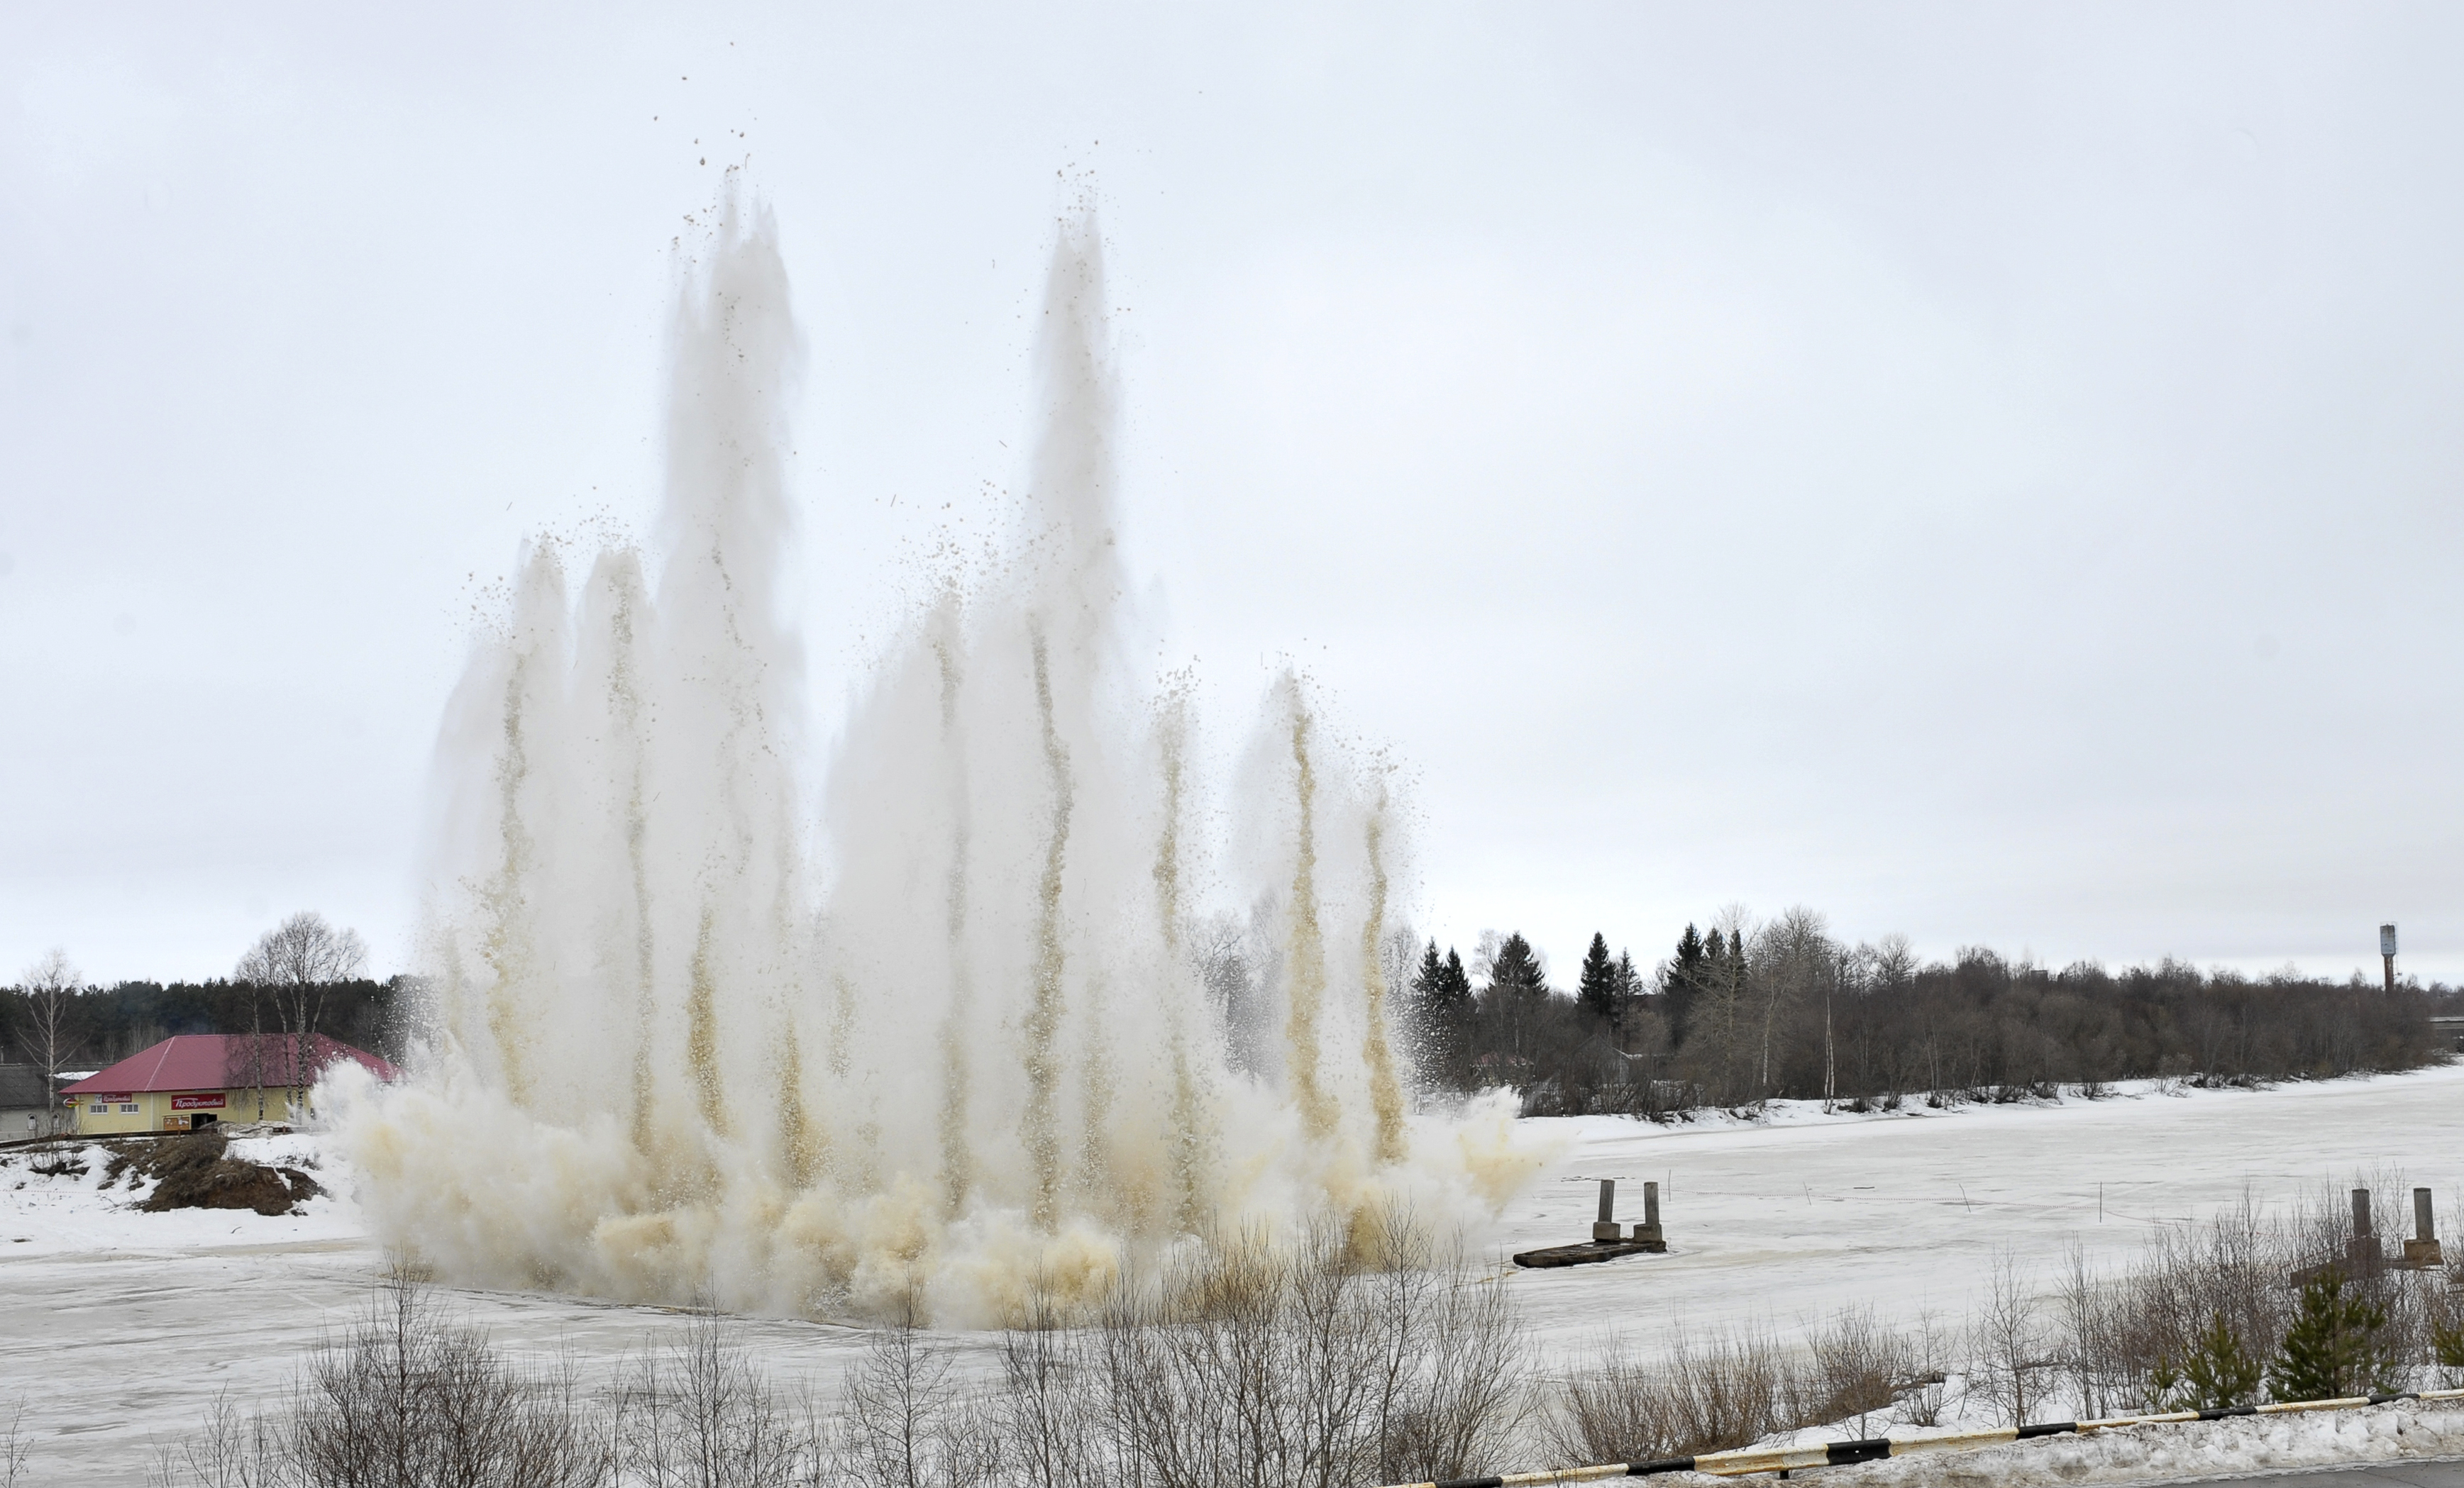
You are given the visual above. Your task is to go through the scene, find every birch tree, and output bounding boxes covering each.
[236,912,368,1118]
[11,948,81,1136]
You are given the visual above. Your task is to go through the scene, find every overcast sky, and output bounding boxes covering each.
[5,4,2460,988]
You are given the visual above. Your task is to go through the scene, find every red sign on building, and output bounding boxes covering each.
[170,1094,227,1111]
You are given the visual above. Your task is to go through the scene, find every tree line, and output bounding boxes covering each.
[2,912,404,1133]
[1398,908,2451,1116]
[11,903,2451,1128]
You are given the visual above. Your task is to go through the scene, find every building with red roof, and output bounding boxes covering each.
[60,1033,399,1134]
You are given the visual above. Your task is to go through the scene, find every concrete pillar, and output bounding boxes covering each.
[2404,1187,2445,1269]
[2347,1188,2385,1272]
[1593,1179,1621,1242]
[1633,1179,1667,1251]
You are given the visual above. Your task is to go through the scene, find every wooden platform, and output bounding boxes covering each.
[1510,1238,1668,1269]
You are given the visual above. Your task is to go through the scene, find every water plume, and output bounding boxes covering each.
[1360,786,1408,1165]
[1278,694,1337,1141]
[329,186,1542,1327]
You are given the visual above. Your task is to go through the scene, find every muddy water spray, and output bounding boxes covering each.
[328,191,1540,1326]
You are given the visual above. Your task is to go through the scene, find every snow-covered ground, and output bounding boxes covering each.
[4,1064,2461,1484]
[1796,1402,2464,1488]
[0,1131,885,1484]
[1,1131,350,1255]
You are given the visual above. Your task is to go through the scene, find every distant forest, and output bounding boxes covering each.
[6,908,2453,1117]
[0,977,411,1072]
[1389,911,2457,1116]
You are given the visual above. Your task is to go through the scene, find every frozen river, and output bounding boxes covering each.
[1498,1061,2464,1350]
[6,1064,2461,1484]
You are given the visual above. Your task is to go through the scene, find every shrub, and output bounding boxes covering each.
[2270,1269,2390,1402]
[2158,1312,2261,1410]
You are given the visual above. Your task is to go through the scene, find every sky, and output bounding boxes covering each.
[4,4,2460,988]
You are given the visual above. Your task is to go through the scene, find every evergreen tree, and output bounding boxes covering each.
[1410,939,1474,1087]
[2269,1269,2390,1402]
[1669,923,1708,986]
[1413,941,1474,1021]
[1436,948,1473,1011]
[1411,940,1443,1004]
[1663,923,1709,1043]
[2433,1316,2464,1380]
[2177,1311,2263,1409]
[1576,933,1619,1023]
[1487,933,1547,999]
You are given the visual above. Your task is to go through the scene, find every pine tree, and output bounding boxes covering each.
[1663,923,1708,1044]
[2432,1316,2464,1382]
[1437,948,1473,1011]
[1414,943,1474,1021]
[2178,1311,2263,1409]
[1669,923,1708,987]
[1487,933,1547,999]
[2268,1269,2390,1402]
[1410,939,1473,1088]
[1576,933,1619,1023]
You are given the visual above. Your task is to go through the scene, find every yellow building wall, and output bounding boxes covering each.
[72,1087,289,1136]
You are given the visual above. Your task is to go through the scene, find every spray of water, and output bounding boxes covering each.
[328,189,1542,1326]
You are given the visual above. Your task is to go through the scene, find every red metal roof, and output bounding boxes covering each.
[61,1034,399,1096]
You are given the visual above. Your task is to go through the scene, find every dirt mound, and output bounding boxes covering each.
[106,1129,323,1216]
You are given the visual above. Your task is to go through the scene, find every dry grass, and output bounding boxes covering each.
[2060,1175,2462,1415]
[1088,1211,1529,1488]
[149,1264,612,1487]
[1545,1307,1926,1465]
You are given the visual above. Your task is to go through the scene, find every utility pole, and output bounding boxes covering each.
[2380,922,2398,993]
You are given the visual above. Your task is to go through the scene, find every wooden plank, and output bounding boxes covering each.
[1510,1238,1666,1269]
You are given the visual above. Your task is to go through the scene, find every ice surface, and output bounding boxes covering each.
[4,1062,2460,1484]
[1495,1063,2464,1356]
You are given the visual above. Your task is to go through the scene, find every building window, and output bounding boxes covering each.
[89,1104,107,1114]
[120,1104,140,1113]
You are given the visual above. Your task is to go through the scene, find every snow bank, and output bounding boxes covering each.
[1818,1404,2464,1488]
[0,1132,355,1255]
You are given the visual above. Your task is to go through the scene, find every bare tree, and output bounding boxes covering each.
[616,1304,804,1488]
[0,1395,31,1488]
[12,949,82,1136]
[1967,1248,2050,1426]
[1190,909,1269,1079]
[150,1268,614,1488]
[837,1281,973,1488]
[1754,906,1833,1096]
[235,912,368,1121]
[1870,933,1918,991]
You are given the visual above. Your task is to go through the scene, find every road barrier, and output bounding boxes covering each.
[1387,1389,2464,1488]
